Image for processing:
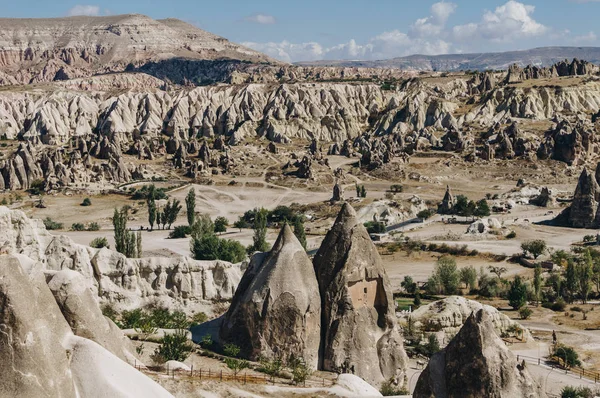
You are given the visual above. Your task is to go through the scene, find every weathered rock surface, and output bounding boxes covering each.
[0,206,243,315]
[0,255,76,398]
[408,297,531,343]
[47,269,139,365]
[413,309,545,398]
[313,203,408,387]
[220,225,321,368]
[556,163,600,228]
[0,254,174,397]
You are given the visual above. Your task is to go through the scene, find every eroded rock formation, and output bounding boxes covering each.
[313,203,408,386]
[219,225,321,368]
[413,309,546,398]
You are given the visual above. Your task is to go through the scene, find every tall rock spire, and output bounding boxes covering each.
[219,224,321,368]
[313,202,407,387]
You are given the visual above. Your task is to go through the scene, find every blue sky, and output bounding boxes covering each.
[2,0,600,62]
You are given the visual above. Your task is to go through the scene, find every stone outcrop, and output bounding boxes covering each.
[408,297,532,343]
[556,164,600,229]
[219,225,321,368]
[47,270,140,365]
[0,206,243,315]
[313,203,407,387]
[0,255,77,398]
[0,254,174,398]
[413,309,546,398]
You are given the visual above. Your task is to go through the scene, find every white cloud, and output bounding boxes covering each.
[453,1,547,43]
[410,2,457,38]
[243,1,586,63]
[244,14,276,25]
[573,31,597,43]
[67,5,101,16]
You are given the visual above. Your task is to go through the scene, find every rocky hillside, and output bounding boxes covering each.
[0,14,276,85]
[0,206,242,314]
[298,46,600,71]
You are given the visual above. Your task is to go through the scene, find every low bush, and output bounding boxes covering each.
[81,198,92,206]
[43,217,63,230]
[90,237,109,249]
[71,223,85,231]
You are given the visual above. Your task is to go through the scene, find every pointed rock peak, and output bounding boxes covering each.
[335,202,357,224]
[271,223,302,253]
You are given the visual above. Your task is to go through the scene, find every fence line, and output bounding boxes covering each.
[135,363,335,387]
[516,354,600,384]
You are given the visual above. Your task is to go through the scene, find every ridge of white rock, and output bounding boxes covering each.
[0,206,242,314]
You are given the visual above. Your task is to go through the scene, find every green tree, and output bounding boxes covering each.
[508,275,528,310]
[113,207,128,255]
[459,266,477,290]
[533,264,542,306]
[214,216,229,234]
[576,250,593,304]
[565,260,577,303]
[233,218,249,232]
[148,200,157,231]
[401,276,417,294]
[417,209,436,220]
[488,265,507,280]
[223,344,250,376]
[112,206,139,258]
[152,329,193,363]
[474,199,491,217]
[250,208,269,252]
[293,216,307,250]
[424,334,441,357]
[453,195,468,216]
[185,188,196,227]
[553,345,581,368]
[521,239,547,259]
[431,256,460,295]
[360,185,367,198]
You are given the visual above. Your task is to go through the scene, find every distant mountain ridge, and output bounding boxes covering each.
[0,14,277,85]
[296,47,600,71]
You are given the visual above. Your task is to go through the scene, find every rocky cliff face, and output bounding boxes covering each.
[0,254,174,397]
[313,203,408,387]
[219,225,321,367]
[0,14,274,85]
[0,206,242,314]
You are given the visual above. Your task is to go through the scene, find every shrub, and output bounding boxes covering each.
[389,184,404,193]
[121,309,146,329]
[258,357,283,381]
[189,312,208,328]
[71,223,85,231]
[417,209,436,220]
[101,304,119,324]
[561,386,595,398]
[43,217,63,230]
[506,231,517,239]
[87,222,100,231]
[152,329,193,363]
[191,233,246,263]
[287,356,311,385]
[199,334,213,349]
[90,237,109,249]
[28,179,45,195]
[214,216,229,234]
[553,345,581,368]
[223,344,250,376]
[364,221,386,234]
[508,276,528,310]
[519,307,533,320]
[81,198,92,206]
[521,239,547,259]
[571,306,583,312]
[551,298,567,312]
[380,378,409,396]
[169,225,191,239]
